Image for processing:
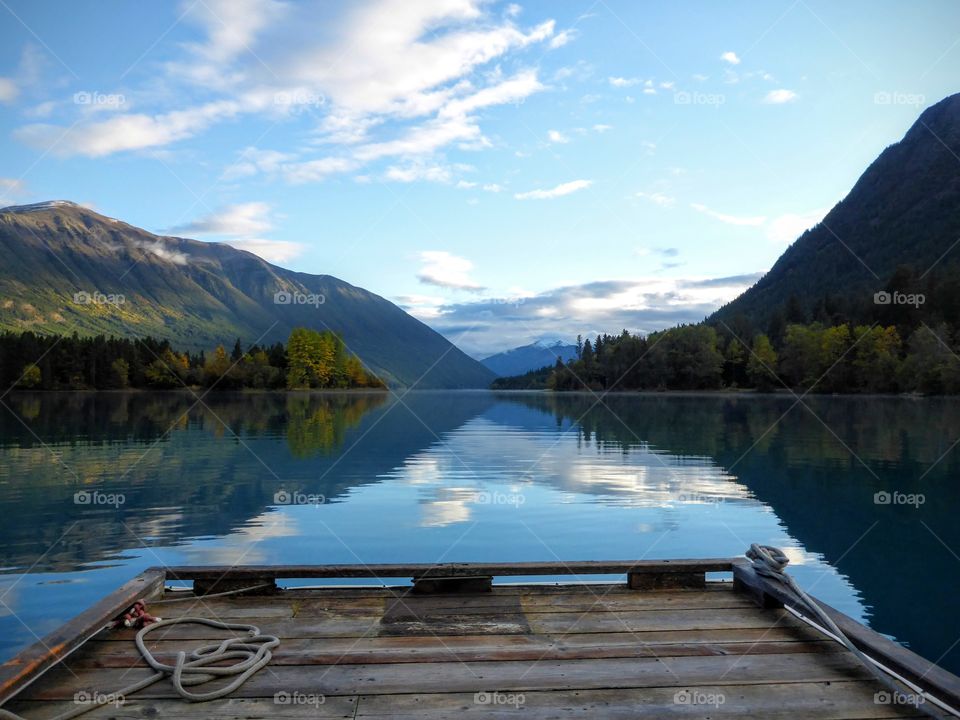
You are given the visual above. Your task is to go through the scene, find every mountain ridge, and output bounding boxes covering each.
[0,202,494,388]
[711,92,960,330]
[481,340,578,377]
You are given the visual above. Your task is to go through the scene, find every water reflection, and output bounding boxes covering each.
[0,390,957,674]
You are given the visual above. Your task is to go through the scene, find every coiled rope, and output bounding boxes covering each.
[746,544,946,719]
[0,607,279,720]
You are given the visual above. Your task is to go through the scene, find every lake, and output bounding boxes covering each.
[0,390,956,673]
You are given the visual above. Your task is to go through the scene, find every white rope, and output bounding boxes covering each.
[0,616,279,720]
[746,544,946,719]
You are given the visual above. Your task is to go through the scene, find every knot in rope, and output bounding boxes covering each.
[746,543,790,578]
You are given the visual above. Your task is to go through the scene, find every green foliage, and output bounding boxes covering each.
[0,329,382,391]
[746,334,779,390]
[496,320,960,395]
[19,363,41,388]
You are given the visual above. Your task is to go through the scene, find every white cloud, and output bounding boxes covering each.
[549,29,577,48]
[0,178,26,202]
[766,209,827,243]
[173,201,273,236]
[592,123,612,132]
[418,274,767,356]
[16,100,245,157]
[417,250,484,291]
[608,76,638,87]
[133,240,188,265]
[13,0,557,177]
[170,200,305,264]
[763,88,797,104]
[636,191,675,207]
[482,183,502,192]
[385,163,466,183]
[515,179,592,200]
[221,147,296,180]
[0,78,17,103]
[282,157,358,184]
[220,238,305,264]
[720,51,741,65]
[547,129,569,144]
[691,202,766,226]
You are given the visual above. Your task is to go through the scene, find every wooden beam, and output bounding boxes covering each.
[732,562,960,710]
[411,576,493,594]
[164,559,738,582]
[0,567,165,705]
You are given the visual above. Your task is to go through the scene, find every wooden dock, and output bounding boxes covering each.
[1,560,957,718]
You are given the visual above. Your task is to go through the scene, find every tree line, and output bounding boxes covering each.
[512,321,960,395]
[0,328,385,391]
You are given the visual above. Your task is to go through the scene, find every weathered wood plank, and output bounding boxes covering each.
[354,682,926,718]
[94,605,808,641]
[148,587,754,621]
[4,681,926,719]
[734,563,960,711]
[21,652,876,700]
[74,639,842,668]
[3,695,359,719]
[0,568,165,705]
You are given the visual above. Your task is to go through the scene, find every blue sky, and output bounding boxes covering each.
[0,0,957,356]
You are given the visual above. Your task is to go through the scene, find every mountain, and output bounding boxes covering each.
[481,339,578,377]
[0,201,494,388]
[712,92,960,330]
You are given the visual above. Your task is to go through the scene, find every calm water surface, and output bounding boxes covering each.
[0,391,957,672]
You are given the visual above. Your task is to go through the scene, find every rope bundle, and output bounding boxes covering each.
[0,614,280,720]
